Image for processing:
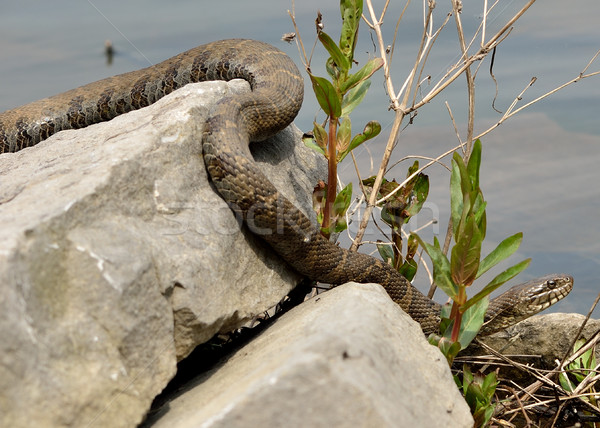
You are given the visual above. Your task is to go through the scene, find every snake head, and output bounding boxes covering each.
[480,273,574,336]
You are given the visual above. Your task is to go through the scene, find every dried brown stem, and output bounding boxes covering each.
[351,0,538,251]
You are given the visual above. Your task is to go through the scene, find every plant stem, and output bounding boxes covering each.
[451,309,462,343]
[322,118,338,237]
[451,287,466,342]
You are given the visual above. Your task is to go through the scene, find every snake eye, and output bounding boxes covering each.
[547,280,557,287]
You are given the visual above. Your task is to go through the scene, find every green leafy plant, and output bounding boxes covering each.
[302,0,383,237]
[560,339,599,409]
[362,161,429,281]
[413,139,531,363]
[457,364,498,428]
[285,1,599,423]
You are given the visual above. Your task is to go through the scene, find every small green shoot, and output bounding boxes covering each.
[560,338,599,411]
[456,364,498,428]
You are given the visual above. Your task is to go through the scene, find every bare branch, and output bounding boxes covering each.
[376,140,466,206]
[365,0,399,109]
[476,52,600,141]
[389,1,411,68]
[407,0,537,114]
[287,2,309,68]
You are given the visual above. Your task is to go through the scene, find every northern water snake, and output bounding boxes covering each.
[0,39,573,335]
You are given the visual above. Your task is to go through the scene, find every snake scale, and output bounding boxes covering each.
[0,39,573,335]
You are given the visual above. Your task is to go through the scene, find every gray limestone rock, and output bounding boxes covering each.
[474,312,600,384]
[142,282,474,428]
[0,79,325,428]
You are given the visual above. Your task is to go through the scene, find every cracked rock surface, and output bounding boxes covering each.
[0,79,325,428]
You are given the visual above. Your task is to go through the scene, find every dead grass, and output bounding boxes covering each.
[456,292,600,427]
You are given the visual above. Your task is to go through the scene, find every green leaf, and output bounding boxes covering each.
[466,381,485,407]
[312,122,328,150]
[316,210,324,226]
[440,302,453,319]
[360,175,378,188]
[565,340,595,387]
[303,137,326,156]
[439,302,453,335]
[456,297,488,350]
[412,234,457,298]
[318,31,351,72]
[559,372,575,393]
[437,337,462,364]
[467,139,482,190]
[577,339,596,370]
[398,259,418,282]
[406,233,419,259]
[454,373,462,390]
[333,182,353,217]
[340,57,384,94]
[341,79,370,116]
[358,120,381,144]
[477,232,523,279]
[337,116,352,152]
[450,214,482,286]
[404,173,429,218]
[304,122,328,156]
[462,364,474,391]
[482,371,498,396]
[354,121,381,148]
[338,120,381,162]
[478,209,487,242]
[472,193,486,226]
[462,258,531,313]
[473,405,495,428]
[453,151,472,197]
[325,57,340,80]
[450,159,464,237]
[333,216,348,234]
[380,205,400,230]
[309,73,342,118]
[407,160,419,176]
[377,242,395,265]
[428,333,441,347]
[339,0,362,62]
[472,192,487,239]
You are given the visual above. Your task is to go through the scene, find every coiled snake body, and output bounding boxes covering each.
[0,39,573,335]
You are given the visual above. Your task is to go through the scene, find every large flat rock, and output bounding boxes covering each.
[0,79,325,428]
[143,282,473,428]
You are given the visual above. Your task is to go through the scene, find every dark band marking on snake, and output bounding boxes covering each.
[0,39,573,335]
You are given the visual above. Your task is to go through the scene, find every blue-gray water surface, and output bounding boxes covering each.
[1,0,599,315]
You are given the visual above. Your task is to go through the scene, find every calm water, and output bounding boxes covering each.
[1,0,599,315]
